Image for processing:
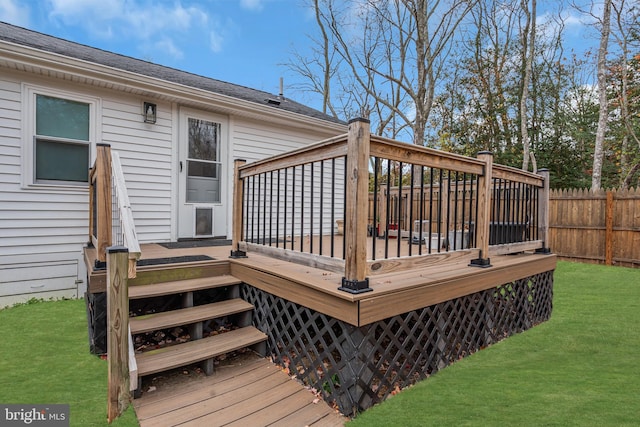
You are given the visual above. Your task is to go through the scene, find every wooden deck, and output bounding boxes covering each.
[87,240,556,326]
[133,356,345,427]
[87,240,555,420]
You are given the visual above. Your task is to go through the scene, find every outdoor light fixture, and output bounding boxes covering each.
[143,102,157,124]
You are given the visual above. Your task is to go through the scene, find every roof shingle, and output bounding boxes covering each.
[0,21,344,125]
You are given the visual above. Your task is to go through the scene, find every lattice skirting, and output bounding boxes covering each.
[242,270,554,416]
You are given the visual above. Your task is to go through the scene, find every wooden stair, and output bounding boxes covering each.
[130,299,254,334]
[129,271,267,394]
[136,327,268,377]
[129,275,241,299]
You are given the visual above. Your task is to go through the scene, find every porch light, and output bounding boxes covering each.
[143,102,157,124]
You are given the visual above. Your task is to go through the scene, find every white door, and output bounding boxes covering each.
[177,109,228,239]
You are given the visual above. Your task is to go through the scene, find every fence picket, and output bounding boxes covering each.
[549,187,640,267]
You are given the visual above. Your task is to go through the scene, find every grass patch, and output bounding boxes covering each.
[0,298,137,426]
[1,261,638,426]
[348,261,640,426]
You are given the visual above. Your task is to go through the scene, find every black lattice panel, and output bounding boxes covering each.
[242,269,554,416]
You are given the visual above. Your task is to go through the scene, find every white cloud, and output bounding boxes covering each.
[154,37,184,60]
[45,0,223,60]
[240,0,264,12]
[210,29,224,53]
[0,0,31,27]
[48,0,123,23]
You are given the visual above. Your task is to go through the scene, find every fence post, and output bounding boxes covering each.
[107,245,130,423]
[470,151,493,267]
[605,190,614,265]
[93,144,112,264]
[535,168,552,254]
[231,159,248,258]
[339,118,372,293]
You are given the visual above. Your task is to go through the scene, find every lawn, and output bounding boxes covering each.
[348,261,640,426]
[0,298,138,427]
[1,261,638,426]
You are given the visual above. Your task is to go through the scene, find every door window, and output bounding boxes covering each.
[186,118,221,203]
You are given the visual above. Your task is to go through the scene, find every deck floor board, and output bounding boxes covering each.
[133,357,344,427]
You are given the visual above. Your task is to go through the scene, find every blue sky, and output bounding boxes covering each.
[2,0,598,113]
[2,0,316,98]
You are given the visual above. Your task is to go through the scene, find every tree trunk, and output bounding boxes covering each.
[591,0,612,191]
[521,0,536,171]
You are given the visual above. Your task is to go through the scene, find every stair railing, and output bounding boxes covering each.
[110,151,141,278]
[89,144,140,421]
[89,144,141,277]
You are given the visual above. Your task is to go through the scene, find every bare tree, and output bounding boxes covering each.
[591,0,612,191]
[520,0,537,172]
[609,0,640,189]
[288,0,476,143]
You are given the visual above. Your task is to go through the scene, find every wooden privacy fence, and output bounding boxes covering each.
[548,187,640,267]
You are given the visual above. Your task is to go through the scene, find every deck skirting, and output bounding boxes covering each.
[242,269,554,416]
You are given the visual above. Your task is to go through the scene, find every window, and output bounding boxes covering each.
[23,86,97,188]
[186,118,221,203]
[34,94,90,183]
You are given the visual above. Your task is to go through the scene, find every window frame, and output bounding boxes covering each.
[22,85,100,190]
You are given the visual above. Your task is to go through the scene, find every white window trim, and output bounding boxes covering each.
[21,84,101,191]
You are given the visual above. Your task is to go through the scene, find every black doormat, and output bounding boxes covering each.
[158,239,232,249]
[93,254,214,270]
[136,255,214,266]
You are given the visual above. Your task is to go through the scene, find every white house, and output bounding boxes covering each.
[0,22,346,307]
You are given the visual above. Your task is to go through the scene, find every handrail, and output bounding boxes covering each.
[89,144,141,278]
[232,118,551,292]
[238,134,348,178]
[92,146,140,420]
[111,152,141,278]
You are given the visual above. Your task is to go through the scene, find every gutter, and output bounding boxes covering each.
[0,40,347,134]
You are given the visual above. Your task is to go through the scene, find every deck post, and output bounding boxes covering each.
[535,168,552,254]
[92,144,113,264]
[470,151,493,267]
[107,245,130,423]
[339,118,372,294]
[231,159,248,258]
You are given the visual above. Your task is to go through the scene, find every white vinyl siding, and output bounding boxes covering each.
[0,67,342,305]
[230,118,345,240]
[232,118,333,162]
[0,77,89,305]
[0,75,174,304]
[101,98,173,243]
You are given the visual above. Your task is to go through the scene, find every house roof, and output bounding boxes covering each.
[0,21,344,126]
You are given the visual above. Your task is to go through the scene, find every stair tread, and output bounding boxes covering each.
[135,326,267,377]
[129,275,241,299]
[130,299,254,334]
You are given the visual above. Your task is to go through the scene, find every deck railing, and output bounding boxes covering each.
[232,118,550,293]
[89,144,140,420]
[89,144,141,278]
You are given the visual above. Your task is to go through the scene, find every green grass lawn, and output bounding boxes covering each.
[348,261,640,426]
[1,261,638,426]
[0,298,138,427]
